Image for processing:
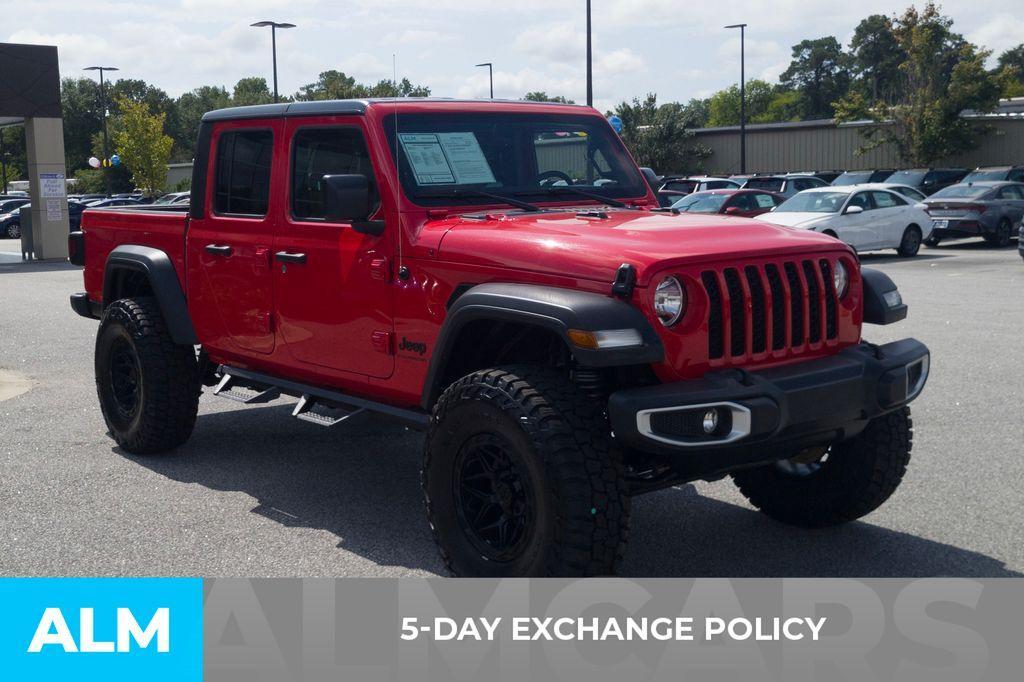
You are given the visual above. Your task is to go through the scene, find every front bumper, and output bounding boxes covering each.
[608,339,929,480]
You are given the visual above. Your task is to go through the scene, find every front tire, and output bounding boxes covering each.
[5,221,20,239]
[95,297,200,454]
[423,365,630,576]
[731,407,912,527]
[897,225,922,257]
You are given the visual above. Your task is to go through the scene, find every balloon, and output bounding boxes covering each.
[88,156,100,169]
[110,154,121,166]
[607,115,623,134]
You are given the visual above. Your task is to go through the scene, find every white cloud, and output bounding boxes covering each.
[967,13,1024,65]
[382,29,453,45]
[513,22,585,64]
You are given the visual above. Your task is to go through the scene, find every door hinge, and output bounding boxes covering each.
[371,330,394,355]
[370,256,390,282]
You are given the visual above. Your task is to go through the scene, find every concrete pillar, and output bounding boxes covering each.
[25,117,69,260]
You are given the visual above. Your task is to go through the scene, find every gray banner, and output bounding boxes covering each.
[203,578,1024,682]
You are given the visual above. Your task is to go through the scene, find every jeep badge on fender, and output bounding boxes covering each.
[69,98,929,577]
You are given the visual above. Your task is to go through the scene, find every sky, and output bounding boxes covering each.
[3,0,1022,113]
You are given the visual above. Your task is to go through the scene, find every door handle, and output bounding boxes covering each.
[275,251,307,264]
[204,244,233,256]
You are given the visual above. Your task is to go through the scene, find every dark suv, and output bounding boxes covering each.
[886,168,969,196]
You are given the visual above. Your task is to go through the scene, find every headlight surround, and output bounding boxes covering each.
[833,260,849,299]
[653,276,686,326]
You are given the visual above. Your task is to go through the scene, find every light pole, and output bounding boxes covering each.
[725,23,747,174]
[475,62,493,98]
[251,21,296,103]
[84,66,118,197]
[586,0,593,107]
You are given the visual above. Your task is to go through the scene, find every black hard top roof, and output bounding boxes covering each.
[201,97,585,122]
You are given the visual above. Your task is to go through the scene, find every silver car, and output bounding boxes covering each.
[923,181,1024,247]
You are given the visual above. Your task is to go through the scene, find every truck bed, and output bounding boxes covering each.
[80,205,190,305]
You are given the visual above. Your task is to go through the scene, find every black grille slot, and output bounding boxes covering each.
[702,272,724,360]
[784,262,804,345]
[744,266,767,354]
[820,260,838,339]
[802,260,822,343]
[765,264,786,350]
[724,269,746,357]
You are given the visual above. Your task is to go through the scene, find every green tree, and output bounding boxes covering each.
[678,98,711,128]
[780,36,851,119]
[706,79,775,126]
[993,44,1024,97]
[232,77,274,106]
[609,94,710,174]
[834,2,1001,166]
[523,91,575,103]
[849,15,906,102]
[294,71,430,101]
[61,77,103,172]
[173,85,231,161]
[111,97,174,197]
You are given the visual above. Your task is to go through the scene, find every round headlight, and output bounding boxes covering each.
[833,260,849,299]
[654,276,686,326]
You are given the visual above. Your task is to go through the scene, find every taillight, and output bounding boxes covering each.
[68,231,84,266]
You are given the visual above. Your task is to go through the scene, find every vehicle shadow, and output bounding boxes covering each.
[0,258,81,274]
[857,252,950,264]
[122,402,1021,578]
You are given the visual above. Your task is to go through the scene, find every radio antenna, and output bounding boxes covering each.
[393,53,406,279]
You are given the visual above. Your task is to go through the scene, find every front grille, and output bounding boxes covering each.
[700,259,840,363]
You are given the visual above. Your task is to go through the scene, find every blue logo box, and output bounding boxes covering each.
[0,578,202,681]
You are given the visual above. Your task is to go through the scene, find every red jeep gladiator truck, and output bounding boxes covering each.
[69,99,929,576]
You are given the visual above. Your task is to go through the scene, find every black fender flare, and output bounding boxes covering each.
[103,245,198,344]
[861,267,908,325]
[421,282,664,408]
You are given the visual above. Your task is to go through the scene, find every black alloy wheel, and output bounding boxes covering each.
[453,433,535,562]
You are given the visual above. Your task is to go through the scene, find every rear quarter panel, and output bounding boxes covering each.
[81,207,189,303]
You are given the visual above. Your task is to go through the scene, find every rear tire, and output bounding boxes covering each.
[985,219,1012,247]
[897,225,922,257]
[95,297,200,454]
[5,221,20,239]
[423,365,630,576]
[731,407,912,527]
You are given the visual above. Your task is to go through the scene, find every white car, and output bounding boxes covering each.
[758,185,933,256]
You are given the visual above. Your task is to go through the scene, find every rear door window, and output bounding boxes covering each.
[214,129,274,217]
[998,185,1024,200]
[871,191,905,208]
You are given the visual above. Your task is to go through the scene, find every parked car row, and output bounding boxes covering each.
[654,170,1024,257]
[1,191,190,239]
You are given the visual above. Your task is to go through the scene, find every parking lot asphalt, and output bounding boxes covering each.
[1,236,1022,578]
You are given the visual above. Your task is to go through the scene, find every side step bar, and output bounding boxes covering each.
[215,365,430,430]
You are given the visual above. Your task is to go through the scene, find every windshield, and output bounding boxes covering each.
[744,178,783,192]
[671,193,729,213]
[776,191,848,213]
[963,170,1007,182]
[888,170,927,185]
[929,185,991,199]
[832,171,872,186]
[384,112,647,207]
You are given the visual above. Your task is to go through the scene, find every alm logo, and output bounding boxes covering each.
[27,607,170,653]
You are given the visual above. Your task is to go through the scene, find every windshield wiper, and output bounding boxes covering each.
[527,186,633,209]
[425,188,541,213]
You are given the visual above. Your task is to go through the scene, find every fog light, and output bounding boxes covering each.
[702,409,719,434]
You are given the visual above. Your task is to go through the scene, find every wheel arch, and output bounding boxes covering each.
[420,283,664,410]
[103,245,198,345]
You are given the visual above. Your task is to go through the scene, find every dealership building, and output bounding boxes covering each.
[692,98,1024,174]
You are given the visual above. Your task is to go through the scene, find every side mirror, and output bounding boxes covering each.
[724,206,742,215]
[844,205,864,215]
[323,174,384,235]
